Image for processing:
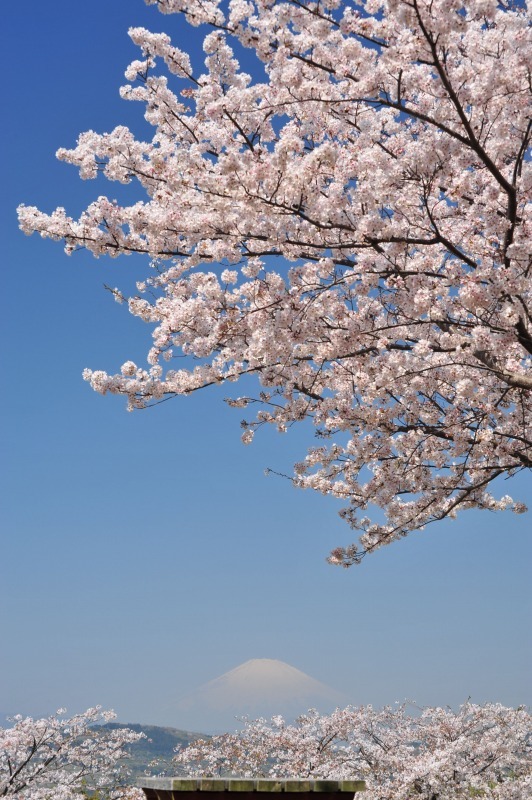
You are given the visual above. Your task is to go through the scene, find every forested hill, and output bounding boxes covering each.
[100,722,208,779]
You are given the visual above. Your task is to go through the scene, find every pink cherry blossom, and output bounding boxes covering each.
[173,703,532,800]
[18,0,532,563]
[0,707,145,800]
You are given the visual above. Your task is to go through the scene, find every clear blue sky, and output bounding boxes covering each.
[2,0,530,731]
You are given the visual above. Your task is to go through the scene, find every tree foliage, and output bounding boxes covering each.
[0,708,144,800]
[173,703,532,800]
[18,0,532,562]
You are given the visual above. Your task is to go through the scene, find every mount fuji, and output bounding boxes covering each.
[173,658,347,733]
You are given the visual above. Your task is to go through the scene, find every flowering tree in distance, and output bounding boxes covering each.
[173,703,532,800]
[0,707,144,800]
[18,0,532,563]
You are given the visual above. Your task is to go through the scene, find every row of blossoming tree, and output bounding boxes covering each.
[18,0,532,564]
[2,703,530,799]
[174,703,532,800]
[0,708,144,800]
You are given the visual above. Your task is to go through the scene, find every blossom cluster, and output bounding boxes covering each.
[174,703,532,800]
[18,0,532,561]
[0,707,145,800]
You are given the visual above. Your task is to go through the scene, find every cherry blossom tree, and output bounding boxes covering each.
[0,707,145,800]
[18,0,532,563]
[173,703,532,800]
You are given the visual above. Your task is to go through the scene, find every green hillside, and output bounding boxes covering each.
[100,722,208,780]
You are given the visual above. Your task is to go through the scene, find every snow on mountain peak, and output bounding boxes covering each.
[174,658,346,733]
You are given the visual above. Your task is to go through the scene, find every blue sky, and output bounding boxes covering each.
[2,0,531,731]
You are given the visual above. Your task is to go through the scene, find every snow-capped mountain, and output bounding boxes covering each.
[174,658,346,733]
